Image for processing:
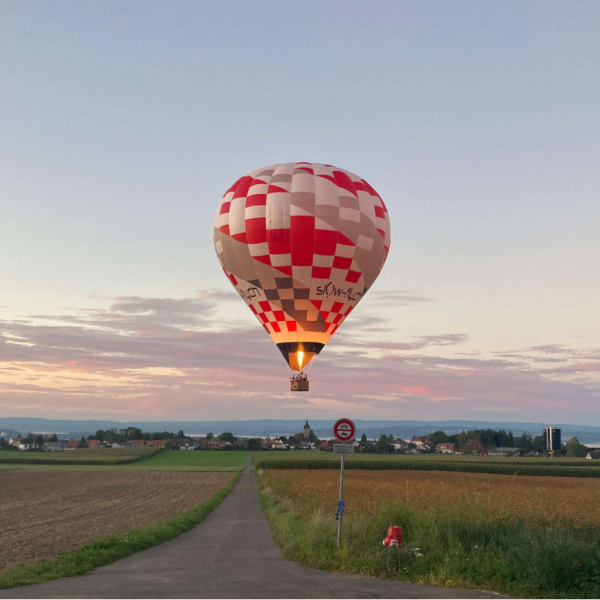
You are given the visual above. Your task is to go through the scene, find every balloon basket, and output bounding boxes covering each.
[291,379,309,392]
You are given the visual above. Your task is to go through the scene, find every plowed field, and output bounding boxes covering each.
[263,469,600,525]
[0,470,233,572]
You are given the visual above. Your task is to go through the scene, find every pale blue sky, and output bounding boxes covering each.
[1,1,599,422]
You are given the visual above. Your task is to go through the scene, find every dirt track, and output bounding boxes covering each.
[0,470,233,572]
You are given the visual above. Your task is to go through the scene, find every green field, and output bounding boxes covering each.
[0,450,248,472]
[256,450,595,465]
[121,450,248,471]
[0,448,158,465]
[254,450,600,478]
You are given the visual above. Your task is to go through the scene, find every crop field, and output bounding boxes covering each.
[260,469,600,597]
[255,452,600,478]
[0,470,234,573]
[258,449,594,464]
[263,469,600,525]
[0,448,158,465]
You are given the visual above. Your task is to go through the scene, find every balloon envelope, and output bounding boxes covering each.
[214,162,391,371]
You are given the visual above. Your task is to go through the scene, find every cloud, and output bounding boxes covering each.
[365,290,436,306]
[1,292,599,423]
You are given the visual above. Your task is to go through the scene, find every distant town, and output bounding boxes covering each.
[2,422,599,460]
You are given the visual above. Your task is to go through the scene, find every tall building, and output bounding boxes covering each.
[543,426,561,451]
[304,420,311,439]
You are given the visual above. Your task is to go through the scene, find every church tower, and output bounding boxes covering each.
[304,420,310,440]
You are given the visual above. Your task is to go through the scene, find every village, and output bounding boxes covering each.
[2,422,599,460]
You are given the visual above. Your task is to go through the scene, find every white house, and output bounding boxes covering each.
[17,443,39,451]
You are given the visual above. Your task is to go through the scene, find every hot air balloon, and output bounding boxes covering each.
[213,162,391,391]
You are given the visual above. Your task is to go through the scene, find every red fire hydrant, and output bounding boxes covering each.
[383,526,403,548]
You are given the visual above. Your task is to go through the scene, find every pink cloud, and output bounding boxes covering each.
[1,293,599,423]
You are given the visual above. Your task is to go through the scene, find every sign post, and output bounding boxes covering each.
[332,418,356,548]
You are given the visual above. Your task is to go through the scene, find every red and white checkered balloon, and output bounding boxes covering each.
[214,162,391,372]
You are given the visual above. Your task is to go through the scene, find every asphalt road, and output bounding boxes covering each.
[1,457,505,599]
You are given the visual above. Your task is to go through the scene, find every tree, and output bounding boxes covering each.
[206,432,214,441]
[220,432,235,443]
[565,436,587,458]
[35,434,44,447]
[79,436,88,448]
[360,433,367,444]
[177,430,185,438]
[308,429,317,442]
[429,431,447,447]
[375,434,390,454]
[247,438,261,451]
[164,441,172,450]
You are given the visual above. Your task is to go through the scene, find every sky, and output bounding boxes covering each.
[1,1,599,425]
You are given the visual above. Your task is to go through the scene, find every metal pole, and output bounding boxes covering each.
[337,453,345,547]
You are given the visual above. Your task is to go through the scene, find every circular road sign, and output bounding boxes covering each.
[333,418,356,442]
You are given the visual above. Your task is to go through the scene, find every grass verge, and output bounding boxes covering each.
[0,473,240,590]
[259,475,600,598]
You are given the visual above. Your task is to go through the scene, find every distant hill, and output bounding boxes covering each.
[1,417,600,443]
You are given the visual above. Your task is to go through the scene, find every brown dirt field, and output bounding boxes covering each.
[263,469,600,525]
[0,470,233,572]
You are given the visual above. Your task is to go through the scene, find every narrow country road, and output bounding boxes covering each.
[1,457,505,599]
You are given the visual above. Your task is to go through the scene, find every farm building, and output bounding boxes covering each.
[435,443,456,454]
[87,439,101,448]
[131,440,145,448]
[145,440,167,448]
[458,439,487,455]
[586,450,600,460]
[9,437,21,446]
[66,440,79,449]
[487,447,521,457]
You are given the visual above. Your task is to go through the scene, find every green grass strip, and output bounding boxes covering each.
[0,473,240,590]
[256,458,600,478]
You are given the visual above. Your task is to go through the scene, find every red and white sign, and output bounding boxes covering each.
[333,418,356,442]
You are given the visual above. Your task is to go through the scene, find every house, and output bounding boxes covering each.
[66,440,79,450]
[458,439,487,455]
[145,440,167,448]
[87,440,101,448]
[435,443,456,454]
[131,440,145,448]
[316,440,335,451]
[266,438,285,450]
[17,443,39,451]
[9,437,21,446]
[586,450,600,460]
[207,441,222,449]
[45,442,64,452]
[410,436,433,450]
[392,439,409,452]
